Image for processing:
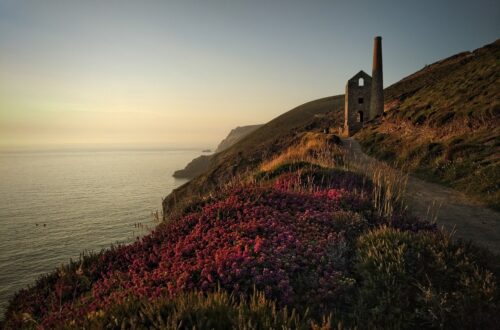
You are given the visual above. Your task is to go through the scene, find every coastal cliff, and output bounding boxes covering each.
[173,124,262,178]
[214,125,263,153]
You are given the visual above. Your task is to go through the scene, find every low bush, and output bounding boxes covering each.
[353,226,499,329]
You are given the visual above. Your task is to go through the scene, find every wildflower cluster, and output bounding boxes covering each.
[6,176,371,328]
[4,165,494,329]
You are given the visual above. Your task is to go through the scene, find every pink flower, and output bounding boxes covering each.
[254,236,264,253]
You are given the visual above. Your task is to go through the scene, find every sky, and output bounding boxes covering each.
[0,0,499,150]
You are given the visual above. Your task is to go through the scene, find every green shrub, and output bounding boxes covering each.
[353,227,499,329]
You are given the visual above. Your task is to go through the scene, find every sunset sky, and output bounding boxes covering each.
[0,0,498,149]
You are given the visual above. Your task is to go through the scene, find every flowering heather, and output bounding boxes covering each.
[4,172,374,328]
[4,167,490,329]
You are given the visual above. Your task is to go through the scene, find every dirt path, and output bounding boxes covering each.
[343,138,500,254]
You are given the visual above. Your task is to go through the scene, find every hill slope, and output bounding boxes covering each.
[215,124,263,153]
[164,40,499,215]
[173,124,263,179]
[356,39,499,209]
[5,155,499,328]
[163,95,344,216]
[5,133,499,328]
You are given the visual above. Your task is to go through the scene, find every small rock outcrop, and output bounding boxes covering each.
[172,155,213,179]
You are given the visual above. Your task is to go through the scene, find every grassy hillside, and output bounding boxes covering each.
[4,135,498,328]
[173,125,264,179]
[215,124,263,153]
[163,95,344,218]
[164,41,499,216]
[356,39,500,209]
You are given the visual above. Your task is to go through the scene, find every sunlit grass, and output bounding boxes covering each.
[260,132,344,172]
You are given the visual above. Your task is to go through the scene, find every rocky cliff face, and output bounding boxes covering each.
[172,155,214,179]
[173,124,263,179]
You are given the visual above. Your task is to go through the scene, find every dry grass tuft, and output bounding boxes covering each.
[343,144,409,218]
[261,132,410,218]
[260,132,345,172]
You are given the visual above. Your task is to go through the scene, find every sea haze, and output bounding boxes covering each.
[0,148,201,313]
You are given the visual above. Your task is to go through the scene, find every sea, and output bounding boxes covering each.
[0,148,201,314]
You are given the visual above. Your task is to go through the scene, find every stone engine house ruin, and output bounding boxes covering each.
[344,71,372,136]
[342,36,384,136]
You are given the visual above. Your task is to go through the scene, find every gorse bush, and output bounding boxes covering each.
[354,226,499,329]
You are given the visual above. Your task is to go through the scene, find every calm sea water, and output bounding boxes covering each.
[0,148,200,314]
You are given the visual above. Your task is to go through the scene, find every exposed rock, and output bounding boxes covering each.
[172,155,213,179]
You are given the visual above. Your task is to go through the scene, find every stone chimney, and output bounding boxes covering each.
[370,36,383,120]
